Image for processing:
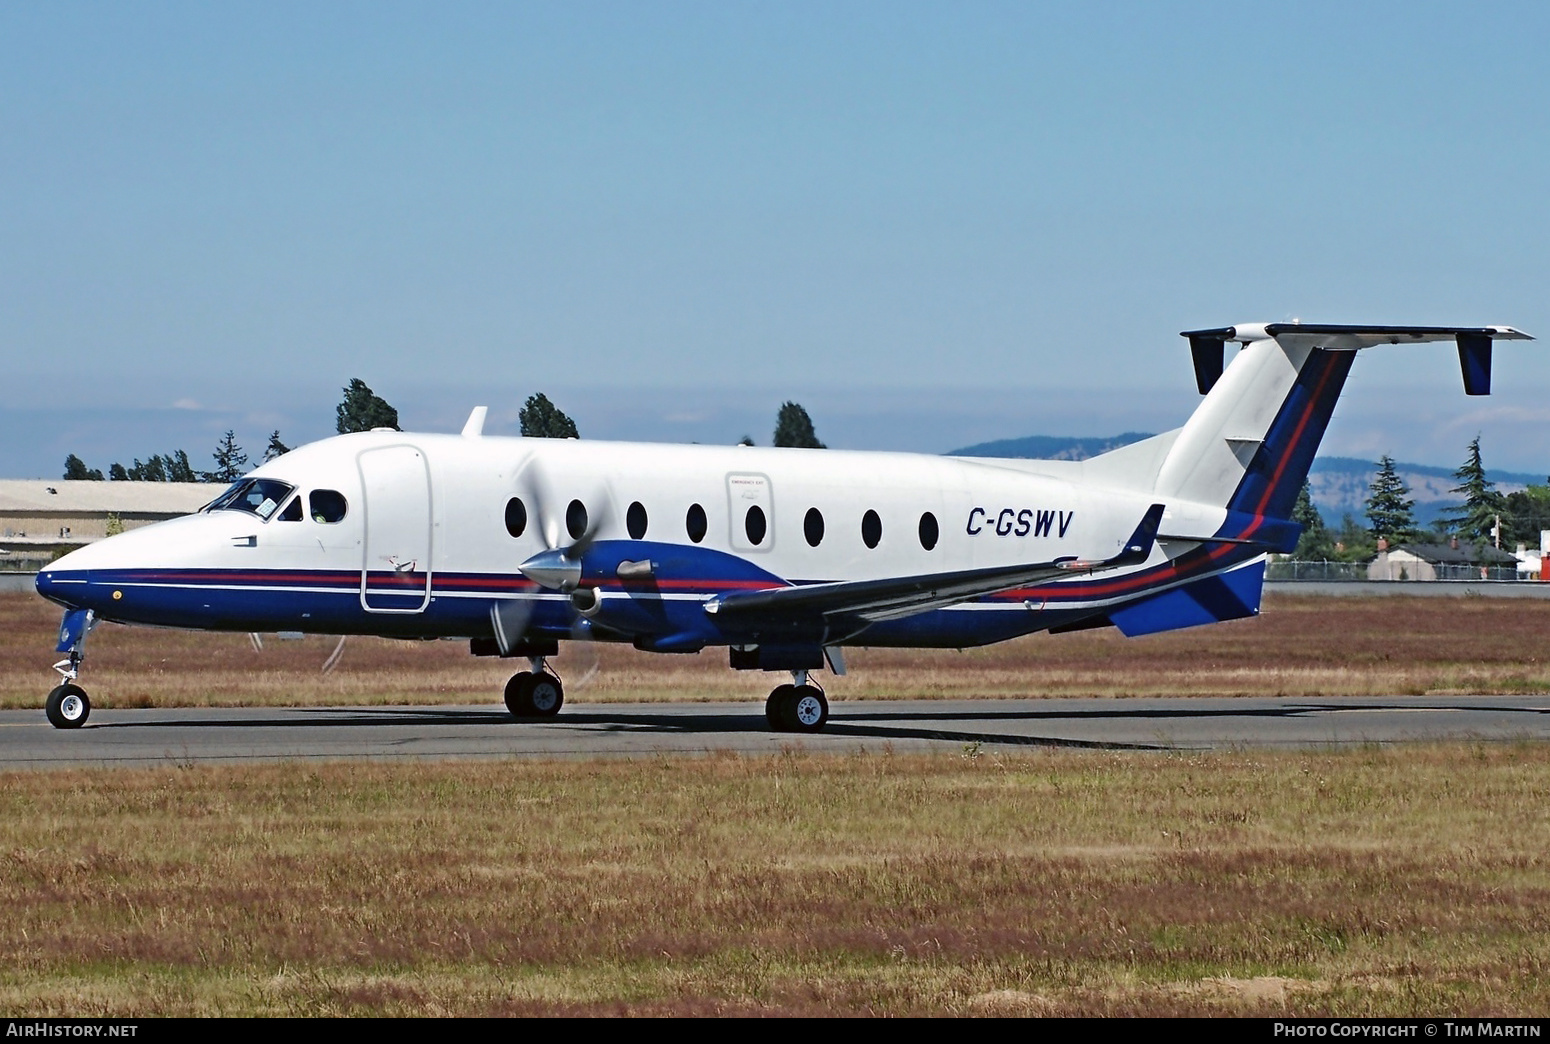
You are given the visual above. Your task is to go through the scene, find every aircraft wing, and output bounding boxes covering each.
[706,504,1164,625]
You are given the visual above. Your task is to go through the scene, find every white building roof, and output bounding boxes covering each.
[0,480,216,515]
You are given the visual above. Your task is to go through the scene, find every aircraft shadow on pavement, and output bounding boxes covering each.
[76,699,1550,753]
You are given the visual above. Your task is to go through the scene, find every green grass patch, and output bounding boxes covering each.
[2,743,1548,1015]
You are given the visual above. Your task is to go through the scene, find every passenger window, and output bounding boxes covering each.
[505,497,527,538]
[566,500,588,540]
[804,507,824,547]
[745,505,767,546]
[686,503,708,544]
[310,490,348,524]
[918,511,939,551]
[627,501,648,540]
[861,509,882,549]
[278,496,303,522]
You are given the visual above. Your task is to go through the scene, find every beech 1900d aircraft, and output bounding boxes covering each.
[35,322,1532,731]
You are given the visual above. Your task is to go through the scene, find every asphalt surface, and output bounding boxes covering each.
[3,695,1549,768]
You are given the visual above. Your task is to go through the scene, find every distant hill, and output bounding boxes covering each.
[948,432,1154,461]
[948,435,1543,527]
[1308,457,1541,528]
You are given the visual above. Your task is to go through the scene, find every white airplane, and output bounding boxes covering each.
[34,322,1531,731]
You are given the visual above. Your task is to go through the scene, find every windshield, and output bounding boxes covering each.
[204,478,296,521]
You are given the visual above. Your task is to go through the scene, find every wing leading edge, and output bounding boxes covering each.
[706,503,1165,626]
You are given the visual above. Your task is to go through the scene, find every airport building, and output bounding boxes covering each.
[0,480,214,571]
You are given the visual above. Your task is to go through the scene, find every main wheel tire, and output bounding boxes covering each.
[783,685,829,733]
[528,673,564,717]
[504,671,565,717]
[766,684,795,731]
[46,683,90,729]
[504,671,536,716]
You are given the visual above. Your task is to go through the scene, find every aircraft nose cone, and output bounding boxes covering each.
[35,563,88,609]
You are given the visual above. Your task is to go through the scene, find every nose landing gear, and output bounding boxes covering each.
[765,670,829,733]
[504,657,565,718]
[46,609,95,729]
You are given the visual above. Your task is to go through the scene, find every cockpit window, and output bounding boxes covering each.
[310,490,348,524]
[205,478,295,521]
[278,495,303,522]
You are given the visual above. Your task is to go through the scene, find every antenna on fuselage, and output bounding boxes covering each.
[462,406,488,438]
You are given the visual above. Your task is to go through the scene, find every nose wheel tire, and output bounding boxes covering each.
[767,683,828,733]
[46,684,90,729]
[504,671,564,718]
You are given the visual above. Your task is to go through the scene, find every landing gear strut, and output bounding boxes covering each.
[504,657,565,718]
[46,609,95,729]
[766,670,829,733]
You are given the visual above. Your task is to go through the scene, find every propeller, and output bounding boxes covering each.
[487,453,613,696]
[321,635,348,675]
[247,629,350,674]
[509,454,615,591]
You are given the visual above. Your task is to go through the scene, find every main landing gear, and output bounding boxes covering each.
[765,670,829,733]
[46,608,95,729]
[504,657,565,718]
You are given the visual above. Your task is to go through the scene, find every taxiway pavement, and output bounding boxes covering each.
[2,695,1548,768]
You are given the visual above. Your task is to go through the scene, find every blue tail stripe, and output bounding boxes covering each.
[1227,348,1355,522]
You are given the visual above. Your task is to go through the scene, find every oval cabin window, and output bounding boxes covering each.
[686,503,708,544]
[566,500,588,540]
[745,504,767,545]
[918,511,939,551]
[861,509,882,549]
[627,501,648,540]
[505,497,527,538]
[804,507,824,547]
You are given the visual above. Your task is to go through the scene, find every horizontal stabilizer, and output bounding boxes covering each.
[1178,323,1532,395]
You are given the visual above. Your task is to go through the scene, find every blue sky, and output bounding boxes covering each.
[3,2,1548,477]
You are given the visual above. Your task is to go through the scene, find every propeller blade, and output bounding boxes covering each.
[321,635,348,675]
[566,614,600,691]
[490,597,537,656]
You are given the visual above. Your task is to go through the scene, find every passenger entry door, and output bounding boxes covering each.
[359,445,433,613]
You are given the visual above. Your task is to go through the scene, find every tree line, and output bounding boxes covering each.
[1292,435,1550,560]
[63,380,829,481]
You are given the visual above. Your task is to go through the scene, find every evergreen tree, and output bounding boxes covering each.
[1364,455,1416,544]
[263,431,290,462]
[1444,435,1505,546]
[114,450,201,482]
[773,401,826,448]
[204,431,248,483]
[63,455,104,481]
[518,393,579,438]
[738,435,755,446]
[1291,480,1335,559]
[336,379,400,433]
[167,449,197,483]
[127,456,168,482]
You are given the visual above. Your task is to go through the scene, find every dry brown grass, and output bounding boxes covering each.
[1,744,1548,1016]
[4,590,1550,709]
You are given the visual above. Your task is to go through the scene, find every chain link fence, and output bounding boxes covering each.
[1265,560,1370,581]
[1267,559,1524,582]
